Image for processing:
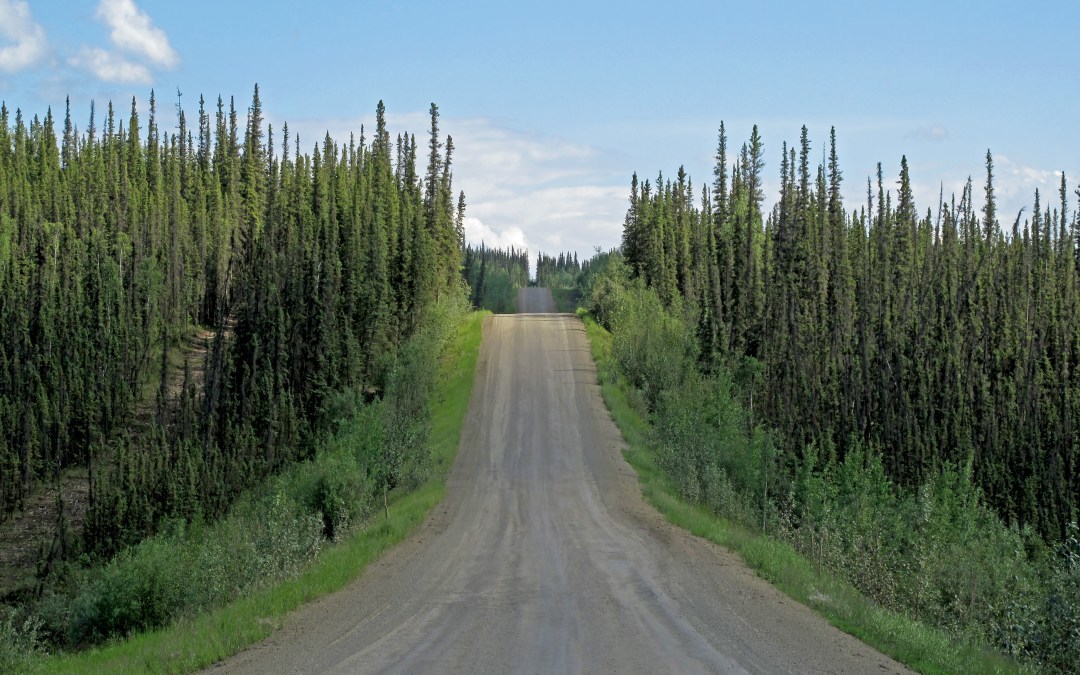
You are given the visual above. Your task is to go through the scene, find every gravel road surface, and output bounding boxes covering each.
[213,287,909,674]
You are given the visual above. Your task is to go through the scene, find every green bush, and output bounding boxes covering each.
[46,493,324,647]
[303,452,373,541]
[609,283,697,411]
[583,250,629,330]
[1025,524,1080,671]
[27,296,470,654]
[651,364,780,534]
[586,268,1079,672]
[476,268,516,313]
[0,608,44,673]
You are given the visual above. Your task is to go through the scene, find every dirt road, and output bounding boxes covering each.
[216,288,909,674]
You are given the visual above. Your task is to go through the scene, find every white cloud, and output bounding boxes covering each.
[96,0,178,68]
[68,46,152,85]
[847,154,1067,234]
[0,0,46,73]
[68,1,177,84]
[993,155,1061,201]
[466,185,626,251]
[463,217,531,252]
[448,120,626,259]
[905,125,949,143]
[449,118,599,187]
[989,155,1065,227]
[274,112,630,263]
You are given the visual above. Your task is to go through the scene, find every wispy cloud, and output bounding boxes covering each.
[986,155,1066,226]
[69,0,178,84]
[446,119,625,258]
[993,154,1062,202]
[878,155,1065,229]
[277,111,629,262]
[0,0,47,73]
[68,46,151,85]
[450,118,599,188]
[905,125,950,143]
[96,0,178,68]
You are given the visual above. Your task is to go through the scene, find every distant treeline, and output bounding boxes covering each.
[536,250,582,289]
[460,246,589,311]
[620,123,1077,541]
[462,244,528,313]
[0,86,465,562]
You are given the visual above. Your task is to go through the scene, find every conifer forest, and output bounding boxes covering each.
[0,87,465,568]
[1,82,1078,672]
[619,124,1077,543]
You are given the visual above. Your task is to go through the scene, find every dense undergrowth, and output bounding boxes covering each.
[582,251,1079,673]
[0,296,473,672]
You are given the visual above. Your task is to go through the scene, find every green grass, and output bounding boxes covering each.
[576,310,1020,675]
[39,311,489,674]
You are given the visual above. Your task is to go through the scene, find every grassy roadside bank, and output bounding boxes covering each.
[36,310,488,674]
[577,309,1018,675]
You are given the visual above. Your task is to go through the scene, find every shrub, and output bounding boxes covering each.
[0,608,44,673]
[581,250,629,330]
[609,283,697,411]
[1035,526,1080,671]
[50,493,324,648]
[587,274,1078,672]
[303,451,373,541]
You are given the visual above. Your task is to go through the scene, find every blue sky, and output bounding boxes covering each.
[2,1,1077,262]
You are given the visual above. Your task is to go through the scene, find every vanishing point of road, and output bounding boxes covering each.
[215,288,909,674]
